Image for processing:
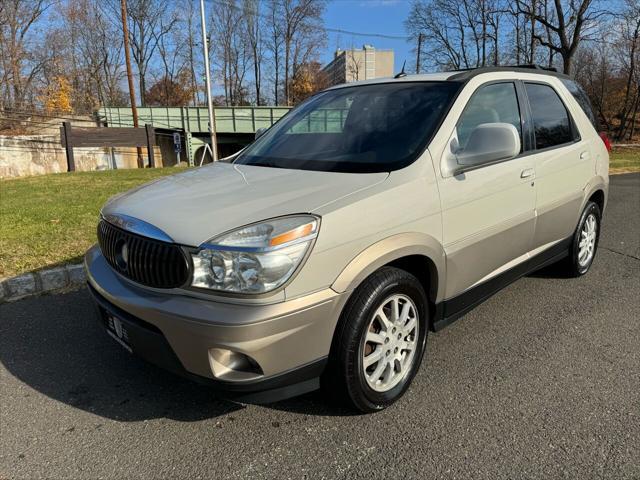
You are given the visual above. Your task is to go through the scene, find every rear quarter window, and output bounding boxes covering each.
[561,79,599,130]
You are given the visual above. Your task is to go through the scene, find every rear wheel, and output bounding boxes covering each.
[323,267,428,413]
[564,201,601,277]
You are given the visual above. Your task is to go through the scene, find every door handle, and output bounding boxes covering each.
[520,168,535,179]
[580,151,590,160]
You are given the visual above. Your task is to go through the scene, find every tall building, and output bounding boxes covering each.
[322,45,394,86]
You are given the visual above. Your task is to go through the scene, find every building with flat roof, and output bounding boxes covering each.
[322,45,394,86]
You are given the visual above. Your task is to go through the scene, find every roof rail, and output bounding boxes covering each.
[447,64,570,82]
[512,64,559,72]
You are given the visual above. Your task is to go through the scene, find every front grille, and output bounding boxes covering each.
[97,220,189,289]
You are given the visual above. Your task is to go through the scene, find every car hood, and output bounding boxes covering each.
[102,162,388,246]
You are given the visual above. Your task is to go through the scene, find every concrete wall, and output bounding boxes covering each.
[0,135,161,178]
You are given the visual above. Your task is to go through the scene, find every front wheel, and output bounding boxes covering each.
[323,267,428,413]
[564,201,602,277]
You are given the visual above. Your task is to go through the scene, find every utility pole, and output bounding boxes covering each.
[199,0,219,161]
[120,0,144,168]
[416,33,424,74]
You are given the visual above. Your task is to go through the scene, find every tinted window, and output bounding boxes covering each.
[457,82,522,150]
[525,83,574,149]
[235,82,460,173]
[561,79,599,130]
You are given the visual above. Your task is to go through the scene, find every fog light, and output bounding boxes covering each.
[208,348,263,381]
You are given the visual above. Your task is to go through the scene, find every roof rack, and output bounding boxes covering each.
[511,64,558,72]
[447,65,570,82]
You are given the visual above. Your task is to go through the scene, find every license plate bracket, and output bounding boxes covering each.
[106,315,132,353]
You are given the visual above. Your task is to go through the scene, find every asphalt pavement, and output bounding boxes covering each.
[1,174,639,479]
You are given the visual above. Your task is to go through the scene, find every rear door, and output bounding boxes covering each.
[522,81,594,249]
[438,81,537,300]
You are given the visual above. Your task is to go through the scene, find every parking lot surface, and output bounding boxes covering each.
[1,174,639,479]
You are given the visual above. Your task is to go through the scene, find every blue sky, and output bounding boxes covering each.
[322,0,413,73]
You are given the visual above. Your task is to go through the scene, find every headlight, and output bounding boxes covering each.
[191,215,319,294]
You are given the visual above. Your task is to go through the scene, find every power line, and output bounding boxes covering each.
[324,28,407,40]
[205,0,409,40]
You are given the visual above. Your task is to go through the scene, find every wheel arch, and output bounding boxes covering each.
[582,178,608,216]
[588,189,605,214]
[331,233,446,306]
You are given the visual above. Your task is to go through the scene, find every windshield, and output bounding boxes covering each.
[235,82,460,173]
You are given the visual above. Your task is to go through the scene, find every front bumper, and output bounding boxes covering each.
[85,245,347,402]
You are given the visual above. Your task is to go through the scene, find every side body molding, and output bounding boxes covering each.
[331,232,446,304]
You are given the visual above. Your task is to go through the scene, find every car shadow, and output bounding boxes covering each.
[0,288,354,422]
[527,260,575,279]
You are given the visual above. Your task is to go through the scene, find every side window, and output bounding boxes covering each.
[456,82,522,151]
[561,79,599,131]
[525,83,575,149]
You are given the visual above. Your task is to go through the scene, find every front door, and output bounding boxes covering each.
[438,81,537,301]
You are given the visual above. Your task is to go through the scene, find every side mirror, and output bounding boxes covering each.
[255,127,267,140]
[455,123,520,170]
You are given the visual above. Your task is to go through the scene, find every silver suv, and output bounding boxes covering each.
[86,66,609,412]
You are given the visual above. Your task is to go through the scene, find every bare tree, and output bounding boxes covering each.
[485,0,503,65]
[281,0,326,105]
[244,0,264,105]
[0,0,54,111]
[209,0,250,106]
[515,0,608,74]
[406,0,455,69]
[427,0,505,67]
[574,38,616,129]
[154,23,186,103]
[0,5,7,110]
[182,0,200,106]
[120,0,177,106]
[346,45,363,81]
[406,0,504,70]
[58,0,126,111]
[266,0,284,104]
[614,0,640,140]
[505,0,535,64]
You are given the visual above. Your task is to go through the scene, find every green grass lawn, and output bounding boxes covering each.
[610,147,640,173]
[0,168,180,278]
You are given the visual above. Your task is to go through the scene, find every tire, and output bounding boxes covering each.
[323,266,429,413]
[563,201,602,277]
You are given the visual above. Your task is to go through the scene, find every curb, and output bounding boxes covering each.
[0,264,86,303]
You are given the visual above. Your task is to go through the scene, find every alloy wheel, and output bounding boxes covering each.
[578,213,597,267]
[361,294,419,392]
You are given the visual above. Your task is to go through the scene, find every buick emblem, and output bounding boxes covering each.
[115,239,129,270]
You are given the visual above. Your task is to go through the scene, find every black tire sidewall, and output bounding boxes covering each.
[341,268,429,412]
[570,202,602,276]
